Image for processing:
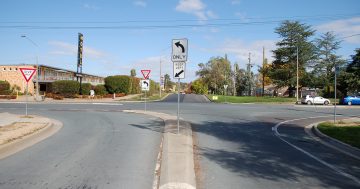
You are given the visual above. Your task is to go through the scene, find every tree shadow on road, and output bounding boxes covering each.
[192,120,357,189]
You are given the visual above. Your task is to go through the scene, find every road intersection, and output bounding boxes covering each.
[0,94,359,189]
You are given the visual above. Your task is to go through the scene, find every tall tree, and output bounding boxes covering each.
[196,56,232,94]
[313,32,345,97]
[130,69,136,77]
[269,20,316,97]
[346,48,360,94]
[258,58,272,96]
[234,63,247,96]
[164,74,173,91]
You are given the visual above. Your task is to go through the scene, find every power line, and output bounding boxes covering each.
[0,13,359,30]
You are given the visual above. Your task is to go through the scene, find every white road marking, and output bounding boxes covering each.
[273,115,360,186]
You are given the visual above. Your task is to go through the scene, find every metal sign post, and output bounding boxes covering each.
[334,66,339,123]
[177,78,180,134]
[172,38,188,134]
[141,79,150,112]
[19,68,36,116]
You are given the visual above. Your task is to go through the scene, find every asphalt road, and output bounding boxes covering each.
[0,105,163,189]
[0,94,359,189]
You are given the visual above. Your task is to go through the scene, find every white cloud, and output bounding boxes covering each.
[48,41,106,59]
[175,0,216,21]
[214,39,276,68]
[83,3,99,10]
[134,1,147,7]
[316,17,360,44]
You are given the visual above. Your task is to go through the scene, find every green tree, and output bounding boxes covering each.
[346,48,360,94]
[130,69,136,77]
[191,79,208,94]
[234,63,247,96]
[269,20,316,97]
[196,55,232,95]
[313,32,345,97]
[164,74,173,91]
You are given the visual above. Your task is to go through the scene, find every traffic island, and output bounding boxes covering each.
[123,110,196,189]
[0,112,62,160]
[305,118,360,160]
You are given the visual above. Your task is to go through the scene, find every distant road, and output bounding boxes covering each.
[161,93,211,103]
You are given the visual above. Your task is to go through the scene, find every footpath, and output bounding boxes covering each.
[0,94,140,103]
[0,112,62,160]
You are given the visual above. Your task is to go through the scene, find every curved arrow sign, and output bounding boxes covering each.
[172,38,188,62]
[141,79,150,91]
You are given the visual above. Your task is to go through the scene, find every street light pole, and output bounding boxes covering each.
[21,35,40,101]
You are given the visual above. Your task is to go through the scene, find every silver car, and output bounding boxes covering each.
[301,95,331,105]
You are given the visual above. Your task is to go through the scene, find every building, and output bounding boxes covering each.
[0,64,104,94]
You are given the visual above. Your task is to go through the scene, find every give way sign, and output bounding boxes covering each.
[19,68,37,82]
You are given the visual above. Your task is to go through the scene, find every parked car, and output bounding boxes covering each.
[301,95,331,105]
[342,96,360,105]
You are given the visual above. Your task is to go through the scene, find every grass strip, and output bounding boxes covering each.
[318,122,360,149]
[207,95,296,104]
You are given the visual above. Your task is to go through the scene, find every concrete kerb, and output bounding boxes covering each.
[304,118,360,161]
[0,115,63,160]
[123,110,196,189]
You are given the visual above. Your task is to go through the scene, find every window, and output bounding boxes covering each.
[3,68,6,71]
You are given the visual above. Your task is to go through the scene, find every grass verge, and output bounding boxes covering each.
[207,95,296,104]
[318,121,360,149]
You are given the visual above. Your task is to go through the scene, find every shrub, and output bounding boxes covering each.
[130,77,141,94]
[52,80,80,97]
[80,83,92,95]
[105,75,131,94]
[191,79,208,94]
[94,85,108,96]
[0,80,11,95]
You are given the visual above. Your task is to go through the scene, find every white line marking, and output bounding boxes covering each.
[273,115,360,186]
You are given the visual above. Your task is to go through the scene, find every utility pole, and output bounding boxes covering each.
[262,47,265,96]
[159,58,162,98]
[246,53,253,96]
[296,46,299,103]
[21,35,40,101]
[233,63,236,96]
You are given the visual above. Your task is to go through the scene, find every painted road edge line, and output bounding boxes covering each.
[304,121,360,161]
[272,115,360,186]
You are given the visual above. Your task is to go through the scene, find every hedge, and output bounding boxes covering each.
[105,75,131,94]
[0,80,11,95]
[94,84,108,96]
[52,80,80,97]
[130,77,141,94]
[81,83,92,95]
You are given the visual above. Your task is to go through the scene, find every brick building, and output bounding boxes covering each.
[0,64,104,95]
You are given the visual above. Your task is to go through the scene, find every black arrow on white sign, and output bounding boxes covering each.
[175,41,185,53]
[175,70,184,77]
[143,81,149,87]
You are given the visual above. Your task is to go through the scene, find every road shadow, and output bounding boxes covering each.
[128,118,165,133]
[192,120,357,188]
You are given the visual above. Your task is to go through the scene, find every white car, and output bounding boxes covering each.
[301,95,330,105]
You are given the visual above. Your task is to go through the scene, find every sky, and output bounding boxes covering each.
[0,0,360,83]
